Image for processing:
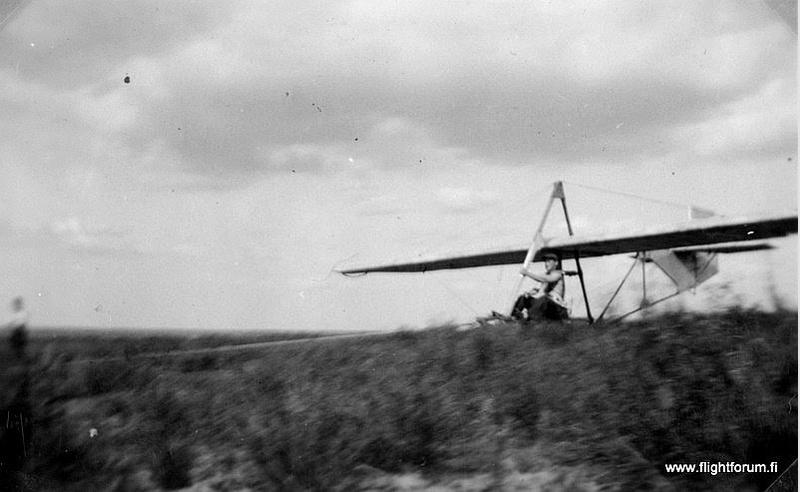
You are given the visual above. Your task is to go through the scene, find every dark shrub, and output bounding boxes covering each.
[395,393,442,467]
[498,373,540,439]
[535,322,571,346]
[359,435,400,471]
[389,328,420,345]
[471,330,494,371]
[154,443,192,490]
[178,353,219,373]
[83,360,134,395]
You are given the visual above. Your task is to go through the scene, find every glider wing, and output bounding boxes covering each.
[337,212,796,275]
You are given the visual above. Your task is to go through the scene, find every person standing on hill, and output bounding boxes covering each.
[5,297,28,360]
[0,296,31,481]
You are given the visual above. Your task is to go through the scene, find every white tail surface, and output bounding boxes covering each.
[649,250,719,292]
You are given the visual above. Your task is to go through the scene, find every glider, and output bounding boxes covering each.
[338,182,797,323]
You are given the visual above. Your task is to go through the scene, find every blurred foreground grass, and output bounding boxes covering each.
[1,308,797,490]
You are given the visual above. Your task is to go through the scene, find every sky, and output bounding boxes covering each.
[0,0,796,331]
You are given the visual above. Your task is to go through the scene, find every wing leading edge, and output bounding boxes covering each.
[338,212,797,275]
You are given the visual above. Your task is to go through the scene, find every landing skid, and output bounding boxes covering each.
[470,311,517,328]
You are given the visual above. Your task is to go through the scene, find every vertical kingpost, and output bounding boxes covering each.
[510,181,593,323]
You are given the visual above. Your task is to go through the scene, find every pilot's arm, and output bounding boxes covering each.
[520,267,562,283]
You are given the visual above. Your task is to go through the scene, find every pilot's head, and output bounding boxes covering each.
[543,253,560,271]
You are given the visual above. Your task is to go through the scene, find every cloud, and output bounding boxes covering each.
[265,144,335,173]
[49,216,144,256]
[1,0,795,190]
[151,1,792,176]
[44,215,225,259]
[0,215,145,258]
[356,195,408,217]
[670,77,797,160]
[2,0,237,90]
[435,187,498,214]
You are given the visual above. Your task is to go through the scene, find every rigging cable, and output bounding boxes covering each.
[431,275,481,317]
[562,180,716,215]
[410,181,555,317]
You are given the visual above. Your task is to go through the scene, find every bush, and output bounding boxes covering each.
[153,443,193,490]
[497,372,540,439]
[178,353,220,373]
[534,321,572,346]
[28,402,106,484]
[82,360,134,395]
[471,329,495,371]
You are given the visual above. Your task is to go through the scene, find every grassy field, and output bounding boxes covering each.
[0,308,796,490]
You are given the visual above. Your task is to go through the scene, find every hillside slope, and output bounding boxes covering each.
[1,309,796,490]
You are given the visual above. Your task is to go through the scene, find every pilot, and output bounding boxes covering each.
[511,253,569,322]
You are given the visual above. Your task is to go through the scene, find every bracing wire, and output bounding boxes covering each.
[428,180,554,316]
[562,180,703,213]
[469,181,555,247]
[432,275,481,317]
[337,181,555,319]
[345,180,696,319]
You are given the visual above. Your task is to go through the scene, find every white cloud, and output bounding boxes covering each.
[49,216,139,255]
[265,144,333,173]
[435,187,498,213]
[357,194,408,216]
[7,0,784,181]
[672,77,796,158]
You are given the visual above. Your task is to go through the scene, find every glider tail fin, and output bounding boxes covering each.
[649,250,719,293]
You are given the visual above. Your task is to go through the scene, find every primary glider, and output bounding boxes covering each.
[338,182,797,323]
